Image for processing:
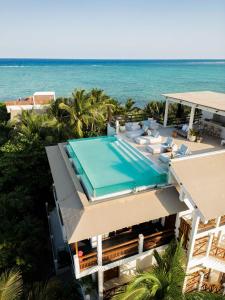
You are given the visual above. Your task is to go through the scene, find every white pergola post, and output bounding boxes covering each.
[163,99,169,127]
[97,235,103,300]
[188,106,196,129]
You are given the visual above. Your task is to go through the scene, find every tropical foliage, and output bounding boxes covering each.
[113,239,225,300]
[0,269,22,300]
[114,239,186,300]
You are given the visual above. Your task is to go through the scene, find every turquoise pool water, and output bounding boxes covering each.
[67,136,167,199]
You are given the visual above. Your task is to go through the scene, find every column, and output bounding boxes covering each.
[138,234,144,254]
[187,211,200,263]
[98,270,104,300]
[97,235,103,300]
[115,120,120,135]
[188,106,195,130]
[97,235,102,266]
[175,213,181,238]
[206,233,214,257]
[197,272,205,291]
[163,99,169,127]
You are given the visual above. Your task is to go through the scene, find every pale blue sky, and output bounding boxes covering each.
[0,0,225,58]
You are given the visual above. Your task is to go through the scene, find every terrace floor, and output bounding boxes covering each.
[117,126,223,171]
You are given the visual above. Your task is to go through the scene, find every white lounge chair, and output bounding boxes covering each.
[135,131,162,145]
[126,129,144,139]
[146,137,174,154]
[159,144,190,164]
[125,122,140,131]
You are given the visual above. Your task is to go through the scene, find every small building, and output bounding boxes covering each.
[5,91,56,119]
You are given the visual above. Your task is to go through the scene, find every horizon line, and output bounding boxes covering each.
[0,57,225,61]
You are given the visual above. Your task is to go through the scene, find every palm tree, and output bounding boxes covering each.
[0,269,23,300]
[114,239,186,300]
[59,89,112,137]
[12,110,67,144]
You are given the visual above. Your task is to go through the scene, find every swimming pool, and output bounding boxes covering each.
[66,136,167,200]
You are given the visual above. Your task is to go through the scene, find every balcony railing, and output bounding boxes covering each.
[180,215,225,238]
[79,229,174,271]
[193,236,225,263]
[201,281,223,294]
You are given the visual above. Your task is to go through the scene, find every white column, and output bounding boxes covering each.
[97,235,103,300]
[206,233,214,257]
[98,270,104,300]
[115,120,120,135]
[97,235,102,266]
[175,213,181,238]
[188,106,196,129]
[74,255,80,277]
[138,234,144,254]
[198,272,205,291]
[163,99,169,127]
[187,211,200,263]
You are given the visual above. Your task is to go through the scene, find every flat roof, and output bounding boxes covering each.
[46,144,188,243]
[163,91,225,114]
[170,151,225,220]
[33,91,55,96]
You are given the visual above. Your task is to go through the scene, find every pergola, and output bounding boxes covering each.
[162,91,225,129]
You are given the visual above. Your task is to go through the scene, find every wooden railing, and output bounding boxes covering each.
[201,281,223,293]
[193,236,208,256]
[198,219,216,232]
[179,218,191,249]
[112,112,202,127]
[79,229,174,271]
[185,269,210,293]
[104,282,127,300]
[210,241,225,262]
[220,215,225,226]
[193,236,225,263]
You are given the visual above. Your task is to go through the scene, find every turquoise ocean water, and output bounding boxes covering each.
[0,59,225,106]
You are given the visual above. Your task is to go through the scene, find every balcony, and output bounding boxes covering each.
[72,220,175,271]
[180,215,225,238]
[193,237,225,262]
[186,269,225,294]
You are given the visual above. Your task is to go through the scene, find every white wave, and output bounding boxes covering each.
[0,65,29,68]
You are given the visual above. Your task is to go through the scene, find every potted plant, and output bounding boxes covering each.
[188,129,197,142]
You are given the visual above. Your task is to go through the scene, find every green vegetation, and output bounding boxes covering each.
[113,240,225,300]
[0,88,202,297]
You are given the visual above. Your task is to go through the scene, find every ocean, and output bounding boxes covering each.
[0,59,225,106]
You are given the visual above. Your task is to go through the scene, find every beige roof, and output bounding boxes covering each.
[46,144,188,243]
[5,93,54,106]
[170,151,225,220]
[163,91,225,114]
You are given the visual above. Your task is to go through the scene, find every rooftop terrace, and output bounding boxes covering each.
[117,126,223,170]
